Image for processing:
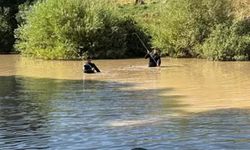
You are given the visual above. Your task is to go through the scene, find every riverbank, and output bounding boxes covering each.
[0,52,19,55]
[1,0,250,60]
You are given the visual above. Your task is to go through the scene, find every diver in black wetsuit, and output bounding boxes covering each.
[83,57,101,73]
[145,48,161,67]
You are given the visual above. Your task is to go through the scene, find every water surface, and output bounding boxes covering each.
[1,55,250,149]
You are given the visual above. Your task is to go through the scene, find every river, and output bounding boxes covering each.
[1,55,250,149]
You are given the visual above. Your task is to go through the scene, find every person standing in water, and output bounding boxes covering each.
[83,57,101,73]
[145,48,161,67]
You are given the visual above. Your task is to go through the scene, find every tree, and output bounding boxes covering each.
[0,0,36,53]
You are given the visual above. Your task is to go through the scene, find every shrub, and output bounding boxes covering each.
[201,23,250,61]
[149,0,233,57]
[16,0,149,59]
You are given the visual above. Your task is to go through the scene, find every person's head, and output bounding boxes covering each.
[152,48,158,54]
[86,56,92,63]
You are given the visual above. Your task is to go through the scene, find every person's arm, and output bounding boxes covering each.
[145,53,150,59]
[157,57,161,66]
[92,63,101,72]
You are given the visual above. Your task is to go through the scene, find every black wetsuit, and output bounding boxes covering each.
[83,62,101,73]
[145,53,161,67]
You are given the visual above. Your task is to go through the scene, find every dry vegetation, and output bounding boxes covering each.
[233,0,250,19]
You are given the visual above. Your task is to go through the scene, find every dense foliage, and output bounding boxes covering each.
[1,0,250,60]
[16,0,149,59]
[201,22,250,61]
[155,0,233,57]
[0,4,17,52]
[120,0,250,60]
[0,13,11,52]
[0,0,35,53]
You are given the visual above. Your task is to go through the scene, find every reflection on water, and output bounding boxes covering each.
[0,76,178,149]
[1,55,250,149]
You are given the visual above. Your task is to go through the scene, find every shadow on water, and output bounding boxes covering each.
[1,75,250,149]
[171,109,250,150]
[0,76,250,150]
[0,75,184,150]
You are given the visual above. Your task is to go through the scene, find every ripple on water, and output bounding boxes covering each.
[1,56,250,149]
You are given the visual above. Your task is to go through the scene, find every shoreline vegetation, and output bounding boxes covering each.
[1,0,250,60]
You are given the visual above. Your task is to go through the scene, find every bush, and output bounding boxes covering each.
[16,0,150,59]
[148,0,233,57]
[201,23,250,61]
[234,18,250,36]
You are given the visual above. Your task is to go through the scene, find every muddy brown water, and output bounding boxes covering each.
[1,55,250,149]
